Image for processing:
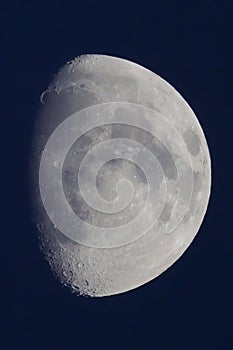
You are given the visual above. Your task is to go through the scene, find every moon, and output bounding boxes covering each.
[30,54,211,297]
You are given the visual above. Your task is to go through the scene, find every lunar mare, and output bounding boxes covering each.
[31,54,211,297]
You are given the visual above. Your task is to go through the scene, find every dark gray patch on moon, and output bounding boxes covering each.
[159,202,173,223]
[183,128,201,156]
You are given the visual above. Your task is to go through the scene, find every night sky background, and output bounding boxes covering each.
[2,1,232,349]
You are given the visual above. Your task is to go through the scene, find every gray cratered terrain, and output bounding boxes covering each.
[30,54,211,297]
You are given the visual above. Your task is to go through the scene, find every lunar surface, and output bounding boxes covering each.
[30,54,211,297]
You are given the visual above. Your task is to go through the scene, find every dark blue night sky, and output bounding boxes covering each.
[2,1,232,349]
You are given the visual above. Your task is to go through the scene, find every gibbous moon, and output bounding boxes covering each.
[30,54,211,297]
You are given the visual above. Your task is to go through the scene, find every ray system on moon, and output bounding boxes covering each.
[30,54,211,297]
